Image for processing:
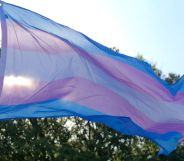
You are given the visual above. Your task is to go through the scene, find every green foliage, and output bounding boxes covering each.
[0,118,74,161]
[111,47,120,52]
[165,73,180,85]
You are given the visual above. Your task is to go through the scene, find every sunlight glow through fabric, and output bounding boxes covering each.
[0,1,184,155]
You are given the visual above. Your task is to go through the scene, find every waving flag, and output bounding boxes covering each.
[0,1,184,155]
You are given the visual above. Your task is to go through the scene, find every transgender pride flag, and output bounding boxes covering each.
[0,1,184,155]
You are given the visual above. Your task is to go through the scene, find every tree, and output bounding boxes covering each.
[0,118,74,161]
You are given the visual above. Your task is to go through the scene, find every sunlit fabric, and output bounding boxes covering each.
[0,1,184,155]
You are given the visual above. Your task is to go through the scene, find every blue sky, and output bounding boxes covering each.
[3,0,184,75]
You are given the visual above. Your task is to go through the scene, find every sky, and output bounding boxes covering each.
[1,0,184,76]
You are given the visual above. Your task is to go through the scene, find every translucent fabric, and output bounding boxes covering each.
[0,1,184,155]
